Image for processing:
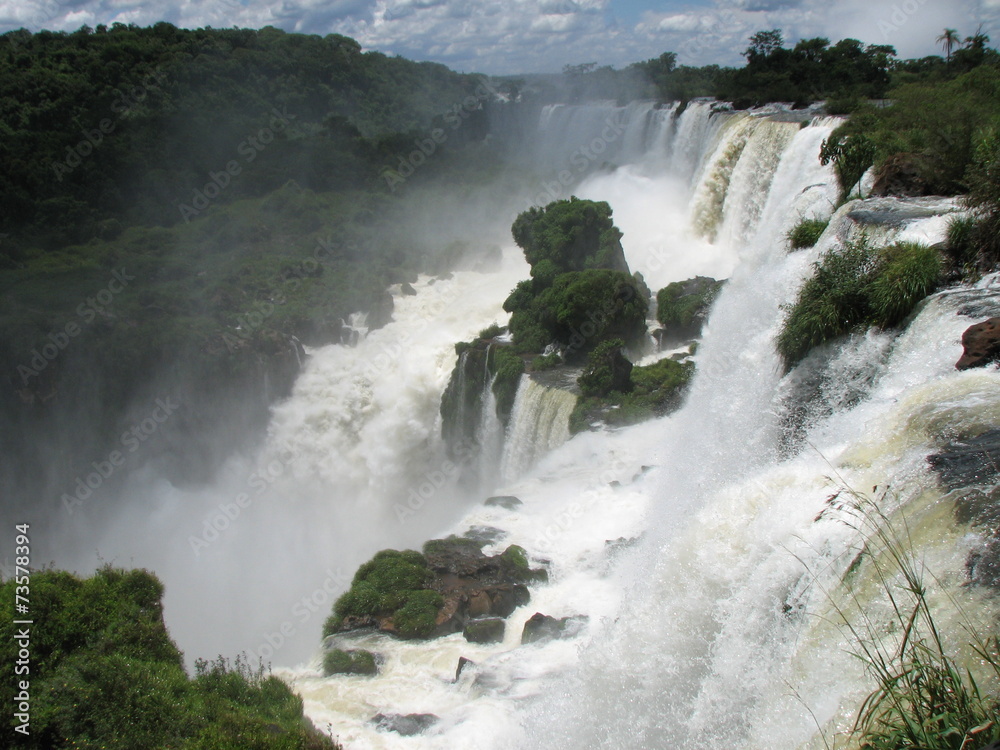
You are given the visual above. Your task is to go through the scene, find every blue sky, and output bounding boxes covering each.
[0,1,992,74]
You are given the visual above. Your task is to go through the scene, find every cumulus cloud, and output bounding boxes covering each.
[0,0,991,74]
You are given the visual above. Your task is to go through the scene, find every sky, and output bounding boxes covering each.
[0,0,994,74]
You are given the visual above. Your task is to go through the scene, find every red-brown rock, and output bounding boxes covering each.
[956,317,1000,370]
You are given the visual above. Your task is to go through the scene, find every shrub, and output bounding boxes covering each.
[945,215,979,268]
[325,550,441,639]
[777,238,941,367]
[531,352,562,370]
[490,346,526,424]
[786,218,829,249]
[577,338,632,398]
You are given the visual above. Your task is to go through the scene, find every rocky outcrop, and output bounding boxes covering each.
[870,152,935,198]
[956,317,1000,370]
[371,713,439,736]
[423,538,543,636]
[654,276,724,345]
[463,618,505,644]
[323,648,378,676]
[521,613,589,644]
[928,429,1000,490]
[485,495,522,510]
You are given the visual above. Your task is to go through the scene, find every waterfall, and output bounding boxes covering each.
[285,103,1000,750]
[500,376,578,482]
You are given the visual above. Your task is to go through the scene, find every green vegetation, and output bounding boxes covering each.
[577,339,632,398]
[786,218,830,250]
[570,354,693,433]
[830,491,1000,750]
[324,550,442,639]
[777,239,942,367]
[0,566,336,749]
[655,277,723,332]
[323,649,378,676]
[510,198,629,275]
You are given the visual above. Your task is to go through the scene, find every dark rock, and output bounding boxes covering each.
[400,282,417,296]
[371,713,439,736]
[461,525,506,545]
[956,318,1000,370]
[485,495,522,510]
[416,538,543,635]
[521,613,589,644]
[870,152,935,198]
[928,429,1000,490]
[455,656,475,681]
[463,618,506,644]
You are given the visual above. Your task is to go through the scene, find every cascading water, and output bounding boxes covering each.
[283,102,1000,750]
[499,376,578,483]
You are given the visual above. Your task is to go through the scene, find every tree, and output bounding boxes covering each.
[745,29,784,60]
[937,28,960,62]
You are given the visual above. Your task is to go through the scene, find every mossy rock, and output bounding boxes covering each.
[323,648,378,676]
[463,618,505,644]
[485,495,522,510]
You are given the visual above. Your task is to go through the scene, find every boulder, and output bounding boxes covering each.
[956,317,1000,370]
[455,656,475,681]
[323,648,378,676]
[870,152,934,198]
[371,713,439,736]
[463,618,506,644]
[521,613,589,644]
[928,429,1000,490]
[419,538,542,635]
[485,495,522,510]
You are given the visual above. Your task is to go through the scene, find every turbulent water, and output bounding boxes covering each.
[37,98,1000,748]
[284,102,1000,749]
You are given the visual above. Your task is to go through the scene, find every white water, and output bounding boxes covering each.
[499,377,578,483]
[279,103,1000,750]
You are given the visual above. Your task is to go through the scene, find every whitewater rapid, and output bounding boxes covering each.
[284,102,1000,750]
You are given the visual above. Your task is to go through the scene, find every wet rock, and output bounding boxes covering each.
[400,282,417,296]
[521,613,589,644]
[956,317,1000,370]
[455,656,475,681]
[371,713,439,736]
[928,429,1000,490]
[462,525,506,545]
[463,618,505,644]
[485,495,522,510]
[419,538,542,635]
[323,648,378,676]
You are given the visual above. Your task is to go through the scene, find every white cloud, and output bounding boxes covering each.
[0,0,991,74]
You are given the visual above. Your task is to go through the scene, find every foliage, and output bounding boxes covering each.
[325,549,441,639]
[531,352,563,370]
[962,129,1000,268]
[777,239,941,367]
[490,345,526,423]
[510,198,629,276]
[0,567,338,749]
[577,338,631,398]
[825,66,1000,199]
[787,218,830,249]
[820,131,878,199]
[323,649,378,676]
[570,356,693,433]
[655,277,723,330]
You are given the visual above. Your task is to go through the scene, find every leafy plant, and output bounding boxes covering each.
[787,218,830,250]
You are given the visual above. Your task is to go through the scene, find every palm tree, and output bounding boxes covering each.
[937,28,960,62]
